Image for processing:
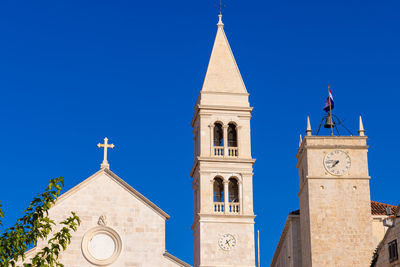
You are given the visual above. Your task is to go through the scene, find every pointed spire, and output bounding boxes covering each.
[306,116,312,136]
[299,134,303,147]
[199,14,247,95]
[358,116,365,136]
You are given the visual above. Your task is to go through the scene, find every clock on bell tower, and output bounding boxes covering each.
[190,13,256,267]
[296,116,374,266]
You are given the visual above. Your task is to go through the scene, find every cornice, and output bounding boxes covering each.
[200,91,250,96]
[198,104,253,112]
[191,104,253,126]
[197,213,256,219]
[303,136,368,140]
[304,145,369,150]
[296,144,369,162]
[190,157,256,177]
[191,213,256,229]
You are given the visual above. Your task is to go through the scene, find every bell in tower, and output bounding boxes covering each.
[324,113,335,128]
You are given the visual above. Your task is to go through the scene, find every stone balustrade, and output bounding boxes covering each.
[214,202,224,213]
[214,146,224,156]
[229,202,240,213]
[213,146,238,157]
[213,202,240,214]
[227,147,238,157]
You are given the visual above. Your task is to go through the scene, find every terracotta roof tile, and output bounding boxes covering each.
[370,201,397,215]
[289,201,397,216]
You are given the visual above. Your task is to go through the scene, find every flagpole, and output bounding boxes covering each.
[328,84,333,136]
[257,230,260,267]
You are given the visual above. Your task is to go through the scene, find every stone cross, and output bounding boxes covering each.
[97,137,115,169]
[217,0,225,14]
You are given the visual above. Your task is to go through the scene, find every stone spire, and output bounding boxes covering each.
[358,116,365,136]
[306,116,312,136]
[200,14,248,95]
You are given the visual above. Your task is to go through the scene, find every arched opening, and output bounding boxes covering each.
[213,123,223,147]
[228,178,239,203]
[213,177,224,202]
[227,123,237,147]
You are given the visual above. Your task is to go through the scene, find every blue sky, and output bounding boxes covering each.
[0,0,399,265]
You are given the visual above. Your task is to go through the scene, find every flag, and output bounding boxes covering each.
[323,88,334,112]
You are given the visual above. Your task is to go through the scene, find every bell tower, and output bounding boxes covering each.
[297,116,374,266]
[190,14,256,267]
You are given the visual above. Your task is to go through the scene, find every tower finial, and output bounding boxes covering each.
[299,134,303,147]
[217,0,225,27]
[218,0,225,14]
[358,116,365,136]
[306,116,312,136]
[218,13,224,27]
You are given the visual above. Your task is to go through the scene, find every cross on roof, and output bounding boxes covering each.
[217,0,226,15]
[97,137,115,169]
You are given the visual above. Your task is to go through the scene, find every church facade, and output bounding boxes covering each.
[22,14,256,267]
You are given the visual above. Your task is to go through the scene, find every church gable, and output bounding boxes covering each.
[30,169,188,267]
[54,168,169,219]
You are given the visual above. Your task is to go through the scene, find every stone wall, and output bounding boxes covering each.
[376,216,400,267]
[23,170,189,267]
[297,136,374,266]
[270,215,302,267]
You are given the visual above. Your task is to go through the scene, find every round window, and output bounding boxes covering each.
[82,226,122,265]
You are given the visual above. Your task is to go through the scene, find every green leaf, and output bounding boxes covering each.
[0,177,80,266]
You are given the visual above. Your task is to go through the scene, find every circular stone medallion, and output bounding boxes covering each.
[88,233,116,260]
[82,226,122,265]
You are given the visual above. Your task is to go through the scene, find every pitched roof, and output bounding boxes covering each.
[200,15,247,94]
[371,200,397,215]
[289,201,397,216]
[55,168,170,220]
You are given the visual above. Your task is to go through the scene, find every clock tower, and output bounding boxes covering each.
[297,116,374,266]
[190,14,256,267]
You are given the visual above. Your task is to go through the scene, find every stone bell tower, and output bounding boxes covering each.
[190,14,256,267]
[297,116,374,266]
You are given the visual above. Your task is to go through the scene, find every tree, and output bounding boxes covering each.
[0,177,80,267]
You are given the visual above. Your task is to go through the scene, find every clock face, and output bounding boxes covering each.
[324,150,351,176]
[218,234,236,250]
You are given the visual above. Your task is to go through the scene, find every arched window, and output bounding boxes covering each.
[214,123,223,146]
[228,178,239,203]
[227,123,237,147]
[213,177,224,202]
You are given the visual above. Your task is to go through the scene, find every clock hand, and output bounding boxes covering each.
[332,160,340,167]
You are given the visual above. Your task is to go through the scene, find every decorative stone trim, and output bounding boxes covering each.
[163,251,192,267]
[81,226,122,266]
